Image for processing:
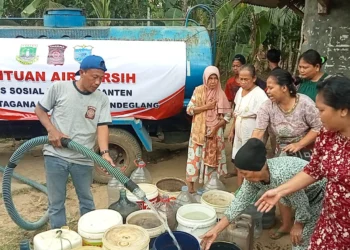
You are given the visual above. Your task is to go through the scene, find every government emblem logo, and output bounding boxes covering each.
[74,45,93,63]
[16,45,39,65]
[85,106,96,120]
[47,44,67,66]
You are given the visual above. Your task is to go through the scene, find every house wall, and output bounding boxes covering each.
[303,0,350,76]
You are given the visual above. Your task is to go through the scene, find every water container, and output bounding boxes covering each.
[156,178,187,202]
[43,8,86,28]
[130,159,152,184]
[153,231,200,250]
[262,206,276,229]
[33,228,82,250]
[126,183,159,210]
[192,188,205,203]
[209,242,242,250]
[74,247,102,250]
[216,214,253,250]
[102,225,150,250]
[109,189,141,223]
[201,190,235,221]
[243,205,263,239]
[78,209,123,247]
[107,177,125,206]
[155,195,177,230]
[126,210,165,249]
[176,204,217,242]
[203,172,226,192]
[20,240,31,250]
[256,189,276,229]
[173,186,196,211]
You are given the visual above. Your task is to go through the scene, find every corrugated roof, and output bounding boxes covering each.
[241,0,304,8]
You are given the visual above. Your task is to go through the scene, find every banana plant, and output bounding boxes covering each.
[21,0,65,17]
[214,1,301,79]
[90,0,111,26]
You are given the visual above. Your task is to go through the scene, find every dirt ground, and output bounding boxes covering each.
[0,135,292,250]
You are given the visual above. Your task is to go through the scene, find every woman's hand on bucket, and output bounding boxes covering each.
[200,229,218,250]
[200,216,230,249]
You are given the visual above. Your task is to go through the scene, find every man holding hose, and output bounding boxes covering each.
[35,55,114,229]
[200,138,326,250]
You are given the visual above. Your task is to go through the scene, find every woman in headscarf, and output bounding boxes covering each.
[186,66,232,193]
[200,138,326,250]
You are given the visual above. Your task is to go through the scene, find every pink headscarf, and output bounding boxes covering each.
[203,66,231,127]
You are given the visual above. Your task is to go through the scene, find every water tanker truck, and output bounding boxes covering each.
[0,6,216,183]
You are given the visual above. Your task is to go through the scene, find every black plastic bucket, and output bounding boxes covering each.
[209,242,242,250]
[153,231,200,250]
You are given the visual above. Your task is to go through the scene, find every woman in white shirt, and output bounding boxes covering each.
[228,64,268,186]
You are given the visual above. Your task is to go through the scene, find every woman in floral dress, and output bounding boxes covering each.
[257,75,350,249]
[186,66,231,193]
[253,68,322,160]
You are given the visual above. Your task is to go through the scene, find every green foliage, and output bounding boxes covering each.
[0,0,4,17]
[3,0,301,77]
[214,2,302,79]
[21,0,65,17]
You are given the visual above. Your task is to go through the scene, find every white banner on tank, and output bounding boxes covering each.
[0,38,187,120]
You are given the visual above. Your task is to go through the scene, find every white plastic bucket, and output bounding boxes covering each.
[33,228,82,250]
[201,190,235,221]
[126,184,159,210]
[155,177,187,201]
[74,247,102,250]
[78,209,123,247]
[102,224,150,250]
[126,210,165,238]
[176,204,217,242]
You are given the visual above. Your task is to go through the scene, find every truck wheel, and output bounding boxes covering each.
[93,128,142,184]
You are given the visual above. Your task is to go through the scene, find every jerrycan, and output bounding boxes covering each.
[216,214,254,250]
[233,214,254,250]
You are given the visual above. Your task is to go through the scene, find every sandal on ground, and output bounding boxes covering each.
[269,228,289,240]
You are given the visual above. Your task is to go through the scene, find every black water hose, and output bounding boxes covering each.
[1,136,146,230]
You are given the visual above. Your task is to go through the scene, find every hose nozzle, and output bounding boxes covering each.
[124,180,146,200]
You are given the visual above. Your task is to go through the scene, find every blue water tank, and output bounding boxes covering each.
[43,8,86,28]
[0,9,212,102]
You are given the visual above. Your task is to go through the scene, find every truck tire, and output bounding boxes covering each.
[93,128,142,184]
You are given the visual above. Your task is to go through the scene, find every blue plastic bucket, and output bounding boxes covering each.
[209,242,242,249]
[153,231,200,250]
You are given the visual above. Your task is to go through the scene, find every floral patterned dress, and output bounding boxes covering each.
[224,156,326,250]
[303,128,350,249]
[186,93,231,184]
[255,94,322,161]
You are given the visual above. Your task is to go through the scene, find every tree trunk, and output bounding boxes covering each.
[294,19,304,75]
[183,0,188,15]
